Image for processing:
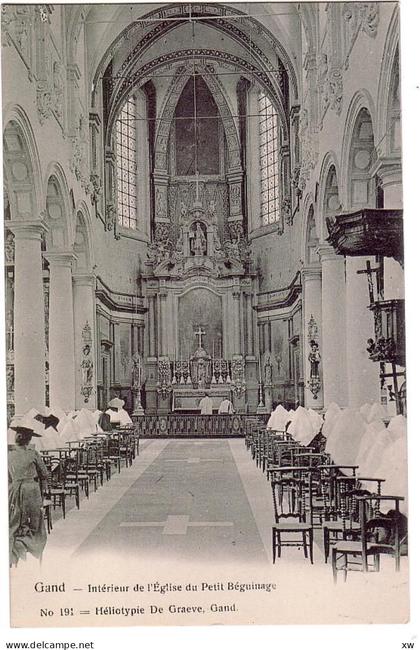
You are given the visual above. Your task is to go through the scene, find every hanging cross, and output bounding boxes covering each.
[195,170,200,203]
[357,260,380,305]
[194,325,206,348]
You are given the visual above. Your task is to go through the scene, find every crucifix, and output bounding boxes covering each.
[356,260,382,304]
[194,325,206,349]
[195,171,200,203]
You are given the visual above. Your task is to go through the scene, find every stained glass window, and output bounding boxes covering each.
[116,97,137,229]
[259,92,280,224]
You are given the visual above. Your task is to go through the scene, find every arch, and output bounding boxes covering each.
[154,64,241,173]
[305,204,319,267]
[43,163,73,251]
[74,200,95,273]
[376,5,400,156]
[106,50,288,148]
[346,108,376,211]
[340,90,377,210]
[178,283,223,300]
[91,3,298,106]
[3,105,43,220]
[300,192,316,263]
[317,151,341,241]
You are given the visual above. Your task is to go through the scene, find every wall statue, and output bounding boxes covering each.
[308,341,321,379]
[131,352,145,390]
[80,321,94,403]
[5,232,15,264]
[264,355,273,385]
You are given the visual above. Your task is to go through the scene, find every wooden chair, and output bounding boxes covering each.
[93,434,113,480]
[117,429,135,466]
[41,449,82,518]
[266,441,301,480]
[41,452,67,519]
[104,432,124,473]
[323,478,385,563]
[43,496,53,533]
[331,494,405,582]
[79,442,104,489]
[271,474,314,564]
[64,448,89,499]
[48,455,68,518]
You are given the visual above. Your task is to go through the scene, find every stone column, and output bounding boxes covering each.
[301,267,323,409]
[73,272,97,409]
[258,321,263,356]
[266,321,272,353]
[113,321,121,385]
[166,291,176,358]
[148,295,156,357]
[232,291,241,354]
[145,295,157,414]
[45,252,76,411]
[345,256,380,407]
[318,246,348,407]
[144,307,150,357]
[379,163,404,299]
[245,292,254,356]
[139,324,145,357]
[159,293,168,355]
[8,220,47,415]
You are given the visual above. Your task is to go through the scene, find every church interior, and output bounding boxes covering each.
[2,2,409,610]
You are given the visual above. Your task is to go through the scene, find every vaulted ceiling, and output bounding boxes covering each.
[66,3,303,127]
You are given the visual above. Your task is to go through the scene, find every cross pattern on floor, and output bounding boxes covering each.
[120,514,234,535]
[165,457,222,464]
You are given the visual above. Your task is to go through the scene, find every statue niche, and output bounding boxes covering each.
[189,221,207,256]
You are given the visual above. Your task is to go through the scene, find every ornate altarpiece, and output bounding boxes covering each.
[143,178,258,414]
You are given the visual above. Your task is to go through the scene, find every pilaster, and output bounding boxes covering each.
[44,251,77,410]
[8,220,48,414]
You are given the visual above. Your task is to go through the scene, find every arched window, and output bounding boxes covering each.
[259,92,280,225]
[174,76,221,176]
[349,108,375,209]
[115,96,137,229]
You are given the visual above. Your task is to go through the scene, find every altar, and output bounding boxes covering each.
[172,386,232,412]
[170,325,233,411]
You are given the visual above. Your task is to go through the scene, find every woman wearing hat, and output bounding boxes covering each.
[8,425,49,566]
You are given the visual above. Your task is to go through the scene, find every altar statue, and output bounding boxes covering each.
[190,222,207,256]
[197,358,207,388]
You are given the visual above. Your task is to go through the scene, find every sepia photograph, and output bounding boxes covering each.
[1,0,415,638]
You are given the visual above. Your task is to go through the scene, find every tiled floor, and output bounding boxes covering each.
[43,437,403,574]
[47,439,272,564]
[18,438,409,626]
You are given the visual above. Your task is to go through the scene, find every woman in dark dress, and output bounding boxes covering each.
[8,426,49,566]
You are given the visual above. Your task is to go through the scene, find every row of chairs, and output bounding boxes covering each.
[246,421,407,582]
[41,427,139,533]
